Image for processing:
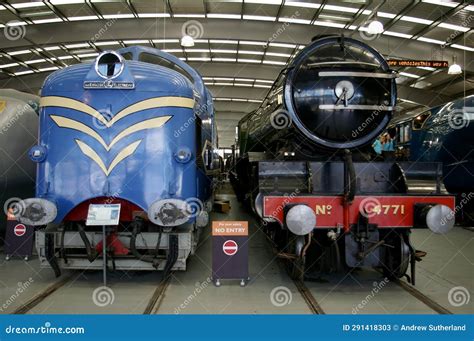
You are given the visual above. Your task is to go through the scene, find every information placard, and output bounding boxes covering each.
[86,204,121,226]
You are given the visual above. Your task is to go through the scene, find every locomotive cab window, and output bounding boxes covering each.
[412,112,431,130]
[139,52,193,83]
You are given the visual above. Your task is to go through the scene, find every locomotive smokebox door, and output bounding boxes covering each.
[212,221,249,286]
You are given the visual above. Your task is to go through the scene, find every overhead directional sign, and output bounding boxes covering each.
[387,60,449,68]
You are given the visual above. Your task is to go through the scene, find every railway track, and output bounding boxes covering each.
[13,273,75,314]
[390,276,453,314]
[143,273,173,314]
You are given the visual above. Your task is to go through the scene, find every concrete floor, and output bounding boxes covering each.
[0,185,472,314]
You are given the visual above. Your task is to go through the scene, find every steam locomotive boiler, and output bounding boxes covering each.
[14,47,219,276]
[232,36,455,283]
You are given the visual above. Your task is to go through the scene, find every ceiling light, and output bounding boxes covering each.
[269,42,297,48]
[187,57,211,61]
[278,18,311,24]
[448,56,462,75]
[207,14,240,19]
[153,39,179,43]
[378,12,396,19]
[138,13,170,18]
[174,14,205,18]
[285,2,321,9]
[103,14,134,19]
[210,39,238,44]
[8,50,30,56]
[180,35,195,47]
[401,16,433,25]
[68,16,98,21]
[14,70,35,76]
[51,0,84,4]
[368,18,384,34]
[438,23,470,32]
[314,21,345,28]
[451,44,474,52]
[33,18,63,24]
[237,59,261,63]
[421,0,459,7]
[263,60,286,65]
[123,40,149,44]
[38,66,60,72]
[417,37,445,44]
[243,15,276,21]
[0,63,20,69]
[383,31,413,39]
[12,2,44,9]
[239,41,266,46]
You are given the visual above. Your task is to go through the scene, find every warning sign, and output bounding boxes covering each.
[212,221,249,284]
[223,240,238,256]
[212,221,248,236]
[13,224,26,237]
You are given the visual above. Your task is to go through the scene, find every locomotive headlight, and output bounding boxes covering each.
[174,148,192,163]
[426,204,455,234]
[285,205,316,236]
[14,198,57,226]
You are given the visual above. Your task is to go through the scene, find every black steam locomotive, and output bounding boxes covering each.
[232,36,455,283]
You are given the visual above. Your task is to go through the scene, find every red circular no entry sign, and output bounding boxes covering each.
[222,240,238,256]
[14,224,26,237]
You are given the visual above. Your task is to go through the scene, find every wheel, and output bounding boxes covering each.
[383,232,410,279]
[214,279,221,287]
[5,255,10,261]
[240,279,246,287]
[24,256,29,261]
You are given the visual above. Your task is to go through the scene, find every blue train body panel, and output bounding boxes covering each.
[30,47,216,226]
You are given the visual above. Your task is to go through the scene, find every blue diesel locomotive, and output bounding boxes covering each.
[389,95,474,223]
[15,47,219,275]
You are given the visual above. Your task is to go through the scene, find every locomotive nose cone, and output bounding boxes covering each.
[426,204,455,234]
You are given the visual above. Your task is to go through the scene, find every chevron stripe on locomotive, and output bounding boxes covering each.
[16,47,220,275]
